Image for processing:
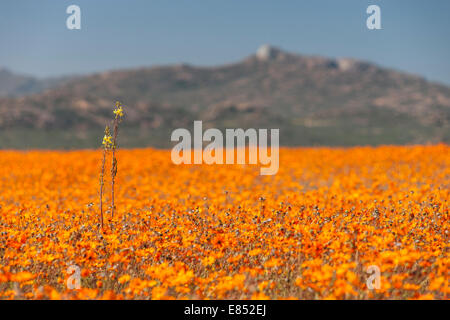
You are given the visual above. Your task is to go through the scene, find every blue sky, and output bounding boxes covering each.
[1,0,449,84]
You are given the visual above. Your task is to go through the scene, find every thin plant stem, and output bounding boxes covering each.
[111,117,119,218]
[99,147,107,229]
[99,125,112,230]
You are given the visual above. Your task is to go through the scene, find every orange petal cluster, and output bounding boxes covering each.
[0,145,448,299]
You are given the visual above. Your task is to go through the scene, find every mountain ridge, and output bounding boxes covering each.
[0,46,449,148]
[0,67,78,98]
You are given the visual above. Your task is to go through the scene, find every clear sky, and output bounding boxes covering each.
[1,0,449,85]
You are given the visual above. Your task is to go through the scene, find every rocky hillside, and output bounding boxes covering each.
[0,46,449,148]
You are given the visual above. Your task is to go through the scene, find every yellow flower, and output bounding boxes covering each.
[113,106,124,118]
[102,135,113,147]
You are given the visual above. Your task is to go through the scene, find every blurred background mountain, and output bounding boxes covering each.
[0,45,449,149]
[0,67,76,97]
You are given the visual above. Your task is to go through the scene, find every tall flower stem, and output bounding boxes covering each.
[99,125,112,230]
[110,101,123,218]
[99,147,107,229]
[111,117,119,218]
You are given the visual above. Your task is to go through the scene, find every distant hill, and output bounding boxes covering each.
[0,68,75,97]
[0,45,449,149]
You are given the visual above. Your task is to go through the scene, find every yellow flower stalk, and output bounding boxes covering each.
[98,101,124,229]
[111,101,124,218]
[99,125,111,229]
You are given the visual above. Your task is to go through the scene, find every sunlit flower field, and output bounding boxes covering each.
[0,145,448,300]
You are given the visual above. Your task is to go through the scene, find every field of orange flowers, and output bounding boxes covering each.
[0,145,448,300]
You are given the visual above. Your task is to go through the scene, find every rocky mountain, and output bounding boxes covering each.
[0,45,449,148]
